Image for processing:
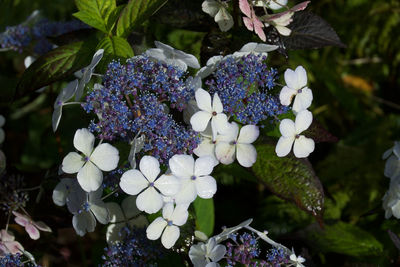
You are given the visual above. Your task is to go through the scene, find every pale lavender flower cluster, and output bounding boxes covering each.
[205,54,288,125]
[226,232,261,266]
[83,56,200,163]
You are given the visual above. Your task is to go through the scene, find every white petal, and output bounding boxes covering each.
[167,58,188,71]
[211,113,229,138]
[279,119,296,137]
[191,111,212,132]
[194,138,217,159]
[295,66,308,89]
[60,80,79,102]
[52,107,62,132]
[90,143,119,171]
[162,225,180,249]
[254,43,278,53]
[146,217,167,240]
[121,196,141,218]
[146,48,167,62]
[293,136,315,158]
[292,87,313,113]
[174,180,197,204]
[136,187,163,214]
[181,54,201,69]
[295,110,313,134]
[267,0,287,9]
[275,136,295,157]
[139,156,161,182]
[194,156,215,176]
[195,88,213,112]
[236,144,257,167]
[189,243,208,267]
[89,49,104,70]
[90,201,109,224]
[208,241,226,262]
[106,223,124,244]
[195,175,217,199]
[77,161,103,192]
[212,93,223,113]
[215,142,236,165]
[155,41,174,53]
[105,202,124,223]
[239,42,257,52]
[284,68,298,89]
[169,154,195,179]
[120,169,149,195]
[62,152,84,174]
[155,174,181,196]
[72,212,96,236]
[275,25,291,36]
[52,178,75,206]
[216,8,234,32]
[279,86,297,106]
[237,125,259,144]
[385,156,400,178]
[162,203,175,219]
[73,128,95,156]
[202,0,220,16]
[171,205,189,226]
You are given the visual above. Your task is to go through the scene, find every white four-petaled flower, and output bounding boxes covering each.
[279,66,313,113]
[289,253,306,267]
[202,0,234,32]
[52,79,78,132]
[275,110,315,158]
[190,88,229,140]
[146,203,189,249]
[215,122,259,167]
[62,128,119,192]
[146,41,200,71]
[119,155,181,214]
[189,237,227,267]
[12,211,51,240]
[169,155,217,204]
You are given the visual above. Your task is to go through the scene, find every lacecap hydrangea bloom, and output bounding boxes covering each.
[83,55,200,163]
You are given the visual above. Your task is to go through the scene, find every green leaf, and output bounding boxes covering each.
[97,36,134,59]
[16,40,97,98]
[116,0,167,38]
[193,197,214,237]
[73,0,117,33]
[252,143,324,221]
[305,222,383,257]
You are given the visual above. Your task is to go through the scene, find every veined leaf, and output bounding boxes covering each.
[16,40,97,98]
[97,36,134,59]
[74,0,117,33]
[282,11,346,49]
[305,222,383,257]
[193,197,215,237]
[252,143,324,221]
[116,0,168,38]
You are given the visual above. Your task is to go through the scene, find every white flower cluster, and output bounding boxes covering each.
[276,66,315,158]
[382,142,400,219]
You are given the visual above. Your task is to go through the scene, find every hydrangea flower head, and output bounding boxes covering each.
[83,56,200,163]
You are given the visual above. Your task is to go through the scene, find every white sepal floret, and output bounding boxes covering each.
[62,128,119,192]
[275,110,315,158]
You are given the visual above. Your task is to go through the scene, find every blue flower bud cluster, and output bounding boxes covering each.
[0,19,88,54]
[0,174,29,213]
[226,232,261,266]
[205,54,288,125]
[83,56,200,163]
[266,248,290,267]
[102,227,163,267]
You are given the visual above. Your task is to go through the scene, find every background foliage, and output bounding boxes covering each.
[0,0,399,266]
